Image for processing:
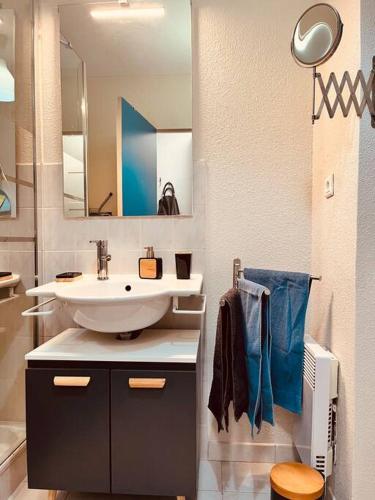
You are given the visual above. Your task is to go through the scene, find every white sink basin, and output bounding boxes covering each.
[26,274,203,333]
[56,280,170,333]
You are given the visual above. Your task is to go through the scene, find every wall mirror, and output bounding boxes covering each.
[59,0,192,218]
[291,3,343,68]
[0,7,16,218]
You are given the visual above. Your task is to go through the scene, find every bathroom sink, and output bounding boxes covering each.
[26,274,203,333]
[56,279,170,333]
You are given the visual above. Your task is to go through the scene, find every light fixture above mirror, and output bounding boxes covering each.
[90,1,165,20]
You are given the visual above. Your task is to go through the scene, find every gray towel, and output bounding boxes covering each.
[208,288,249,432]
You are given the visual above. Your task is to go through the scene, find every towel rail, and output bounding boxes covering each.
[220,258,322,306]
[22,298,56,317]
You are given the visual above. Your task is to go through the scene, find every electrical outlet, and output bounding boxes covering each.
[325,174,334,198]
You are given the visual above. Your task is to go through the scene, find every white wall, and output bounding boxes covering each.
[196,0,313,452]
[157,132,192,215]
[309,1,364,498]
[309,0,375,497]
[352,0,375,497]
[88,75,192,131]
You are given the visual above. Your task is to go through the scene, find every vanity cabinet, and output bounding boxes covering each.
[25,329,200,500]
[111,369,196,496]
[26,368,110,493]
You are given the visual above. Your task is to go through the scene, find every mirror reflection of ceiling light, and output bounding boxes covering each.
[90,1,165,20]
[0,58,15,102]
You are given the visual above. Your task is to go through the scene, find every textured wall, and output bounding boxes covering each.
[310,1,361,498]
[353,0,375,497]
[37,0,312,463]
[195,0,313,449]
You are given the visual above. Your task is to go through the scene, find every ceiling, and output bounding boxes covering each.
[58,0,192,78]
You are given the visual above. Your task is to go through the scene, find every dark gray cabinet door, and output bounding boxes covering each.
[26,368,110,493]
[111,369,197,497]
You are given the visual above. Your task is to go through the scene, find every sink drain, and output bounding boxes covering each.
[116,330,143,341]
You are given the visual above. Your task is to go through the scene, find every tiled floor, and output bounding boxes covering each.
[10,461,273,500]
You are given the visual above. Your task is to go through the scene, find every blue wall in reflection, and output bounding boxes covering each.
[121,98,157,216]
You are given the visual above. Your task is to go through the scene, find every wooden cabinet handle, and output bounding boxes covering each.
[53,376,91,387]
[128,378,166,389]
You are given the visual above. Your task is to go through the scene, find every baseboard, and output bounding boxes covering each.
[208,440,299,463]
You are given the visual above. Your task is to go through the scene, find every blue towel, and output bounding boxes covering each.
[244,268,310,414]
[238,278,274,434]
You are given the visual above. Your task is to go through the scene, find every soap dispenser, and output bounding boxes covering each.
[139,246,163,279]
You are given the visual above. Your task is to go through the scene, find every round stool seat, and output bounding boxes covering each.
[270,462,325,500]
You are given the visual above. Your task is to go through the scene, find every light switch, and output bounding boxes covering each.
[325,174,334,198]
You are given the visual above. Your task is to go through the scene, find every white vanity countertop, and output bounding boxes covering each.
[26,273,203,298]
[25,328,201,364]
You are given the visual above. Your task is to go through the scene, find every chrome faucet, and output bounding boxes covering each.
[90,240,111,280]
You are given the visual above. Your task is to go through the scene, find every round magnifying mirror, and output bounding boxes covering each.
[292,3,343,68]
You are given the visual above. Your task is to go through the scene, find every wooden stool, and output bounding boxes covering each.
[270,463,325,500]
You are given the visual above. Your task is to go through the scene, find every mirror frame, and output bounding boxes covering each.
[56,0,194,220]
[291,3,344,68]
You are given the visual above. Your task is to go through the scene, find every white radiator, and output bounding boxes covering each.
[293,335,339,477]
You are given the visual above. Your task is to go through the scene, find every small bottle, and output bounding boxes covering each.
[139,246,163,280]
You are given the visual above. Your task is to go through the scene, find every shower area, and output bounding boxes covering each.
[0,0,36,468]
